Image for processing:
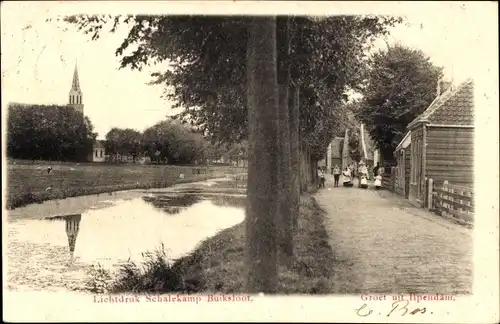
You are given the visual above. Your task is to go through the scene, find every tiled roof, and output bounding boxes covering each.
[93,140,105,149]
[395,130,411,152]
[408,78,474,128]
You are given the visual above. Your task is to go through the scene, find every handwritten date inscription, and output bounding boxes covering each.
[356,300,427,317]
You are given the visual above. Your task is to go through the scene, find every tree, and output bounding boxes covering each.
[245,17,280,292]
[357,44,443,159]
[57,15,400,148]
[58,14,402,292]
[142,119,209,165]
[348,126,362,163]
[7,104,96,161]
[276,17,293,260]
[105,127,143,162]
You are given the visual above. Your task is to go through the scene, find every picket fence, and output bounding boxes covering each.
[378,166,474,224]
[430,180,474,223]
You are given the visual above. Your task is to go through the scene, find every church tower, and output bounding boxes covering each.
[68,63,84,115]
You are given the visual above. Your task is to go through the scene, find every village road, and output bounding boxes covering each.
[316,175,472,294]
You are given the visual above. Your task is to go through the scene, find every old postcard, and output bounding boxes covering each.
[2,1,498,322]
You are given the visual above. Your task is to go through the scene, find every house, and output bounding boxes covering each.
[394,130,411,198]
[330,137,344,169]
[319,137,344,172]
[406,78,474,207]
[88,140,106,162]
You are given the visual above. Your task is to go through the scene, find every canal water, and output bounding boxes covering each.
[6,178,246,292]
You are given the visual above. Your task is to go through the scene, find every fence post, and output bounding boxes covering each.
[427,178,434,210]
[391,167,396,192]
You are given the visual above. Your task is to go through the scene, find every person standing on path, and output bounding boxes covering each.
[318,167,326,188]
[333,165,341,187]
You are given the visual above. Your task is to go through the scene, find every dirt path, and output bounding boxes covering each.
[316,175,472,294]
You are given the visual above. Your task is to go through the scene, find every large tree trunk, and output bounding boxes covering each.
[245,17,279,293]
[289,85,300,230]
[300,141,308,192]
[276,17,293,260]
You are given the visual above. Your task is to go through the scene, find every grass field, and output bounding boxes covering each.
[6,160,247,210]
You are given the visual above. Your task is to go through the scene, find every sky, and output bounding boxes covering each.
[1,1,495,139]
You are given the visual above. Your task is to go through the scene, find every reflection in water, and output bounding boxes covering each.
[8,188,246,293]
[208,195,246,208]
[162,206,183,215]
[46,214,82,258]
[23,197,246,269]
[66,214,82,255]
[142,194,246,215]
[142,194,201,213]
[8,178,248,292]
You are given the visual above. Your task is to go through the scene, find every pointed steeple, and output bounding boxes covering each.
[71,63,81,93]
[68,60,84,115]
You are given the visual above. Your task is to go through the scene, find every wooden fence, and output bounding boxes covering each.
[376,166,474,224]
[429,180,474,223]
[382,167,396,192]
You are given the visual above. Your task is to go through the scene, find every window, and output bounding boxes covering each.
[100,150,103,158]
[95,150,98,158]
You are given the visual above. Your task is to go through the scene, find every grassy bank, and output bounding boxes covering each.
[87,194,336,294]
[6,162,247,210]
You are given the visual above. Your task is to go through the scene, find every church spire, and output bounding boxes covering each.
[71,63,81,92]
[68,60,84,115]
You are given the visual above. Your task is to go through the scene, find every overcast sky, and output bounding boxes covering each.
[1,1,495,139]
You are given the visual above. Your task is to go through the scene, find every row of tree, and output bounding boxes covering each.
[105,120,249,165]
[6,102,246,165]
[62,14,403,292]
[105,119,212,164]
[7,104,96,161]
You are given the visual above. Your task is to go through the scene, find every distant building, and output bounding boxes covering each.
[67,63,106,163]
[88,140,106,162]
[319,136,346,173]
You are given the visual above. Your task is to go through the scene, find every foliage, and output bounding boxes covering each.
[356,44,443,158]
[348,126,362,162]
[108,243,204,293]
[7,104,96,161]
[103,119,211,164]
[85,263,113,293]
[58,15,402,149]
[105,127,143,159]
[142,119,210,164]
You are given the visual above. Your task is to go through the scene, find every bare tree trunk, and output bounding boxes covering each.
[276,17,293,260]
[289,85,300,229]
[245,17,279,293]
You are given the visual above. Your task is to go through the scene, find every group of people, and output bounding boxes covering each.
[317,162,384,190]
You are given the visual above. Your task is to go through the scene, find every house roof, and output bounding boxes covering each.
[407,78,474,129]
[93,140,105,149]
[395,130,411,152]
